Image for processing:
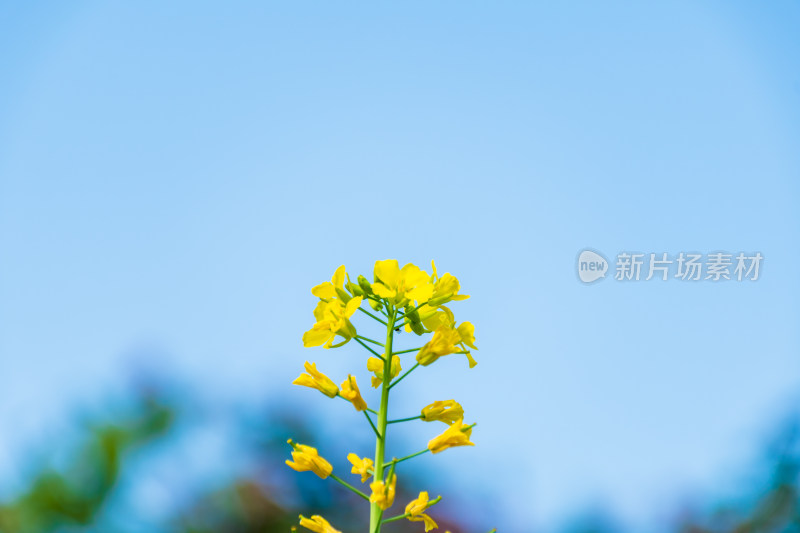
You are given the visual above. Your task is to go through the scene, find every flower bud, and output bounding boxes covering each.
[357,275,374,295]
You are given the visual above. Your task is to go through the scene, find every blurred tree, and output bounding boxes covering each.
[0,393,173,533]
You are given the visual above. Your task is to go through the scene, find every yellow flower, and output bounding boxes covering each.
[405,491,439,532]
[421,400,464,425]
[367,355,401,388]
[427,418,475,454]
[371,260,433,306]
[340,374,367,411]
[415,323,477,368]
[302,296,363,348]
[286,439,333,479]
[347,453,374,483]
[456,322,477,350]
[369,473,397,510]
[415,326,462,366]
[311,265,348,300]
[298,514,342,533]
[292,361,339,398]
[428,260,469,305]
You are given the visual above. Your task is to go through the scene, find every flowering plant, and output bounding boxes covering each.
[287,260,489,533]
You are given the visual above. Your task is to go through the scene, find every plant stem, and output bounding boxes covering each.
[395,302,425,321]
[391,347,422,355]
[386,447,430,467]
[358,306,388,326]
[387,415,422,424]
[388,363,419,390]
[336,393,379,415]
[329,473,370,501]
[380,513,408,524]
[356,335,385,347]
[364,410,381,439]
[354,337,383,359]
[370,307,395,533]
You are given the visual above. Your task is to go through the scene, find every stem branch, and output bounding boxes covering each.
[329,473,370,501]
[389,362,420,390]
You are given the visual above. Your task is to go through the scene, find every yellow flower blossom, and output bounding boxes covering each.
[371,260,433,306]
[292,362,339,398]
[415,326,462,366]
[369,473,397,510]
[405,492,439,532]
[428,260,469,305]
[286,439,333,479]
[400,302,451,335]
[340,374,368,411]
[456,322,477,350]
[415,323,477,368]
[367,355,401,388]
[298,514,342,533]
[347,453,374,483]
[421,400,464,425]
[427,418,475,454]
[303,296,363,348]
[311,265,348,301]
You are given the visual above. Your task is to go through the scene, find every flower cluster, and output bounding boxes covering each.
[287,260,485,533]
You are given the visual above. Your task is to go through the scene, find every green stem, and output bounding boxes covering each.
[358,306,388,326]
[364,295,389,316]
[389,363,420,390]
[354,337,384,359]
[370,307,396,533]
[380,513,408,524]
[364,410,382,439]
[391,347,422,355]
[336,394,378,415]
[395,302,426,321]
[329,473,370,501]
[356,335,385,347]
[387,447,430,467]
[387,415,422,424]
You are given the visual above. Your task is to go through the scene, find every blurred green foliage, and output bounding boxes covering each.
[0,394,172,533]
[1,386,798,533]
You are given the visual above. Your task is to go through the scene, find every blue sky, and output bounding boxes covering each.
[1,2,799,531]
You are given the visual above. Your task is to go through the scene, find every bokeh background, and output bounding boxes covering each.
[1,2,799,532]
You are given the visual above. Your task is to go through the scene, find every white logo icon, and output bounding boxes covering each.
[577,249,608,284]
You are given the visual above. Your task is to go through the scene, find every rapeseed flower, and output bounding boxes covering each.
[311,265,349,301]
[369,473,397,510]
[415,323,478,368]
[292,361,339,398]
[367,355,401,388]
[371,260,433,307]
[428,260,469,305]
[340,374,367,411]
[421,400,464,425]
[427,418,475,454]
[405,492,439,532]
[347,453,374,483]
[298,514,341,533]
[303,297,363,348]
[286,439,333,479]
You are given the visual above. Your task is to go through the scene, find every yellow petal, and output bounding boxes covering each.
[303,325,334,347]
[331,265,346,288]
[311,282,337,299]
[464,351,478,368]
[344,296,363,318]
[374,259,400,288]
[457,322,477,350]
[371,282,395,299]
